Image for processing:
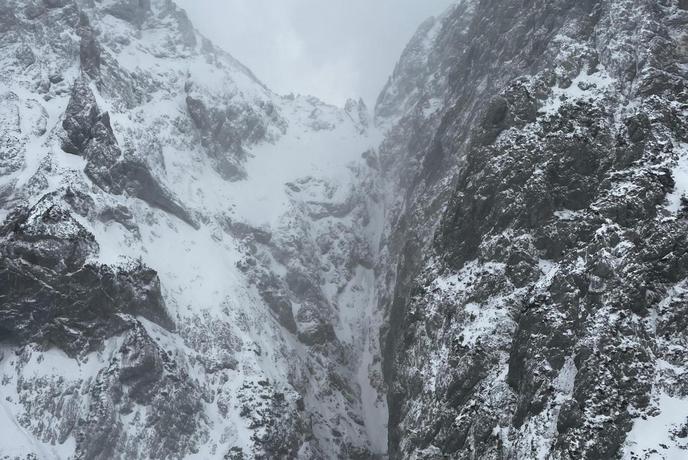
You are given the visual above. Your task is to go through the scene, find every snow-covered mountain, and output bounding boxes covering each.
[375,1,688,459]
[1,0,688,459]
[0,1,385,458]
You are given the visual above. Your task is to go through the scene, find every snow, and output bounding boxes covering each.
[71,73,387,457]
[461,302,497,345]
[229,104,379,228]
[430,260,513,347]
[0,401,75,460]
[536,259,559,289]
[553,357,578,400]
[344,266,389,455]
[323,181,390,455]
[622,279,688,459]
[88,202,249,320]
[422,97,444,118]
[665,142,688,213]
[540,67,615,115]
[513,356,578,460]
[553,209,582,221]
[0,82,71,193]
[623,394,688,459]
[0,0,389,457]
[0,340,122,460]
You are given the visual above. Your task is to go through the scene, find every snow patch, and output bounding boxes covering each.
[623,394,688,459]
[665,142,688,213]
[540,68,615,115]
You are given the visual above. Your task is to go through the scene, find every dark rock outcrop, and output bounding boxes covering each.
[0,196,174,355]
[62,78,99,154]
[78,12,101,79]
[62,79,197,228]
[103,0,151,26]
[185,92,283,181]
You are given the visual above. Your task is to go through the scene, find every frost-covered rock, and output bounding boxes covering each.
[0,0,386,458]
[2,0,687,458]
[0,194,173,357]
[376,1,688,459]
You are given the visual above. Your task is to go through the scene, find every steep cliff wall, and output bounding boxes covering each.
[375,1,688,458]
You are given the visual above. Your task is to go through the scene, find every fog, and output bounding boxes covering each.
[176,0,455,107]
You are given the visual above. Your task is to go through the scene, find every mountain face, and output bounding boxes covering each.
[0,0,687,459]
[0,1,383,458]
[376,1,688,459]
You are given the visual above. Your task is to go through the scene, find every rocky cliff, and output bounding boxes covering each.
[0,0,385,458]
[375,0,688,459]
[1,0,688,459]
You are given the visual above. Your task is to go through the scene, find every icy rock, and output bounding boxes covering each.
[0,196,174,355]
[377,0,688,458]
[78,12,101,79]
[63,79,197,228]
[103,0,151,26]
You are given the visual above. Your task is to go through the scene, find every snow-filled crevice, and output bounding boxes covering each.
[331,199,390,455]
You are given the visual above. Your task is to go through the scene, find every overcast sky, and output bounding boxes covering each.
[176,0,455,107]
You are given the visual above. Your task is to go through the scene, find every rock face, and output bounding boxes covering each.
[1,0,687,459]
[0,193,173,355]
[0,0,385,458]
[61,78,197,228]
[185,91,283,181]
[375,0,688,459]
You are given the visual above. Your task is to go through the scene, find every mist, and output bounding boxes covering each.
[176,0,455,107]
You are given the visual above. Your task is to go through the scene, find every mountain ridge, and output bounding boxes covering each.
[1,0,688,459]
[0,0,391,457]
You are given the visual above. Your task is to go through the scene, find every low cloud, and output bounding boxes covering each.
[176,0,455,106]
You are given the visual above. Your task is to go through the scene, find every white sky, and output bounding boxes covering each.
[176,0,455,107]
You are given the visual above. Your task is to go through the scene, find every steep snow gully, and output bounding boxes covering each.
[1,0,688,459]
